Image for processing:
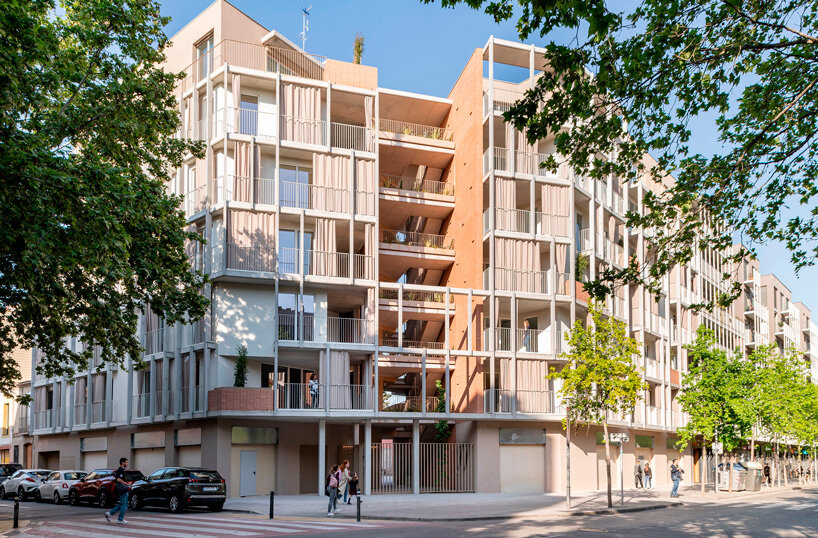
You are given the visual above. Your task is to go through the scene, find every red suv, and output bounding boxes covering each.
[68,469,144,508]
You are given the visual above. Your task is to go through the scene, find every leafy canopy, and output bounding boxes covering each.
[0,0,207,396]
[425,0,818,307]
[550,300,646,425]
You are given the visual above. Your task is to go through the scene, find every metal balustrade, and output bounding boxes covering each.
[483,327,565,354]
[225,243,277,272]
[33,410,52,430]
[382,394,443,412]
[379,175,454,196]
[132,393,151,419]
[380,338,446,350]
[91,401,110,423]
[484,147,509,173]
[379,118,452,141]
[482,88,526,114]
[332,122,373,152]
[381,229,453,250]
[491,267,551,294]
[276,314,374,345]
[483,389,562,414]
[379,288,449,303]
[142,329,164,356]
[180,385,203,413]
[279,115,327,145]
[73,404,87,425]
[228,175,276,205]
[276,383,374,410]
[185,185,207,217]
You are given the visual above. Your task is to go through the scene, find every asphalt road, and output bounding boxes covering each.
[0,487,816,537]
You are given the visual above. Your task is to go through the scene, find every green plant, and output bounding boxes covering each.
[434,380,451,442]
[352,32,365,65]
[575,253,590,282]
[402,126,413,136]
[233,345,248,387]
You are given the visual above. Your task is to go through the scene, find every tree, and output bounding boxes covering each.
[550,300,645,508]
[425,0,818,306]
[433,379,451,442]
[677,327,754,495]
[0,0,208,396]
[233,345,248,388]
[352,32,365,65]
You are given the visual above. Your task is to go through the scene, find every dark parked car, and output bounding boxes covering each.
[68,468,144,507]
[129,467,225,513]
[0,463,23,483]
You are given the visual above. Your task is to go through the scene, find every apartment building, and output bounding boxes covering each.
[25,0,816,497]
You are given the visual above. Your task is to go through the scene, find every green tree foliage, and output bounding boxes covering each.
[352,32,365,65]
[434,379,451,442]
[425,0,818,306]
[550,300,645,507]
[0,0,208,395]
[233,345,248,388]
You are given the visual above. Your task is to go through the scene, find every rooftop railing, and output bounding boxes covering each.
[379,119,452,142]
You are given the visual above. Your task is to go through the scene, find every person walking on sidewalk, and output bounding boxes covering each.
[348,472,360,504]
[325,464,340,516]
[670,459,684,498]
[104,458,131,525]
[339,460,351,504]
[634,461,644,488]
[644,462,653,489]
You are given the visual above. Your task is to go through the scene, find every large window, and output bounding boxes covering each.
[197,36,214,80]
[280,165,312,209]
[278,230,312,274]
[239,95,258,135]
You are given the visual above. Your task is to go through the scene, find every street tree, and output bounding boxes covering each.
[677,327,754,494]
[0,0,208,396]
[550,300,645,508]
[424,0,818,306]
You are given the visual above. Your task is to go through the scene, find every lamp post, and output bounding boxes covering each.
[609,432,630,505]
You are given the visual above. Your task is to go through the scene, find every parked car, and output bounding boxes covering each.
[0,469,52,500]
[68,468,144,508]
[129,467,225,513]
[35,470,87,504]
[0,463,23,483]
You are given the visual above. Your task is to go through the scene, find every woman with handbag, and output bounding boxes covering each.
[325,464,340,516]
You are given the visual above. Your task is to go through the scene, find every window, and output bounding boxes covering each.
[149,468,166,480]
[238,95,258,135]
[197,36,214,80]
[64,472,85,481]
[47,472,60,482]
[84,472,97,481]
[2,403,8,436]
[280,165,312,209]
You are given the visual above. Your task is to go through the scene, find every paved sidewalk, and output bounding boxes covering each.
[224,483,818,521]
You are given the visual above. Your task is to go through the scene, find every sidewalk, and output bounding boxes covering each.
[224,483,818,521]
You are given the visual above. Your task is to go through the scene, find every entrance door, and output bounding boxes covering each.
[299,445,318,494]
[239,451,257,496]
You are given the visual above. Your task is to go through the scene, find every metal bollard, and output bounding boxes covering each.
[356,495,361,522]
[269,490,274,519]
[13,494,19,528]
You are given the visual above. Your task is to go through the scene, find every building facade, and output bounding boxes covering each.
[25,1,816,497]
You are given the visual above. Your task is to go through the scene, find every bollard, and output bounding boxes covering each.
[356,495,361,522]
[269,490,274,519]
[13,494,19,529]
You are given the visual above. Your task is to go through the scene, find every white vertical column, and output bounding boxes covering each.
[488,37,496,413]
[364,419,372,496]
[412,420,420,495]
[318,419,326,495]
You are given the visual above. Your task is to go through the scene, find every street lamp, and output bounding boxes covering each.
[609,432,630,505]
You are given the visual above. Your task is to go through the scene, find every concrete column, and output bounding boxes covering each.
[364,419,372,495]
[412,420,420,495]
[318,419,326,496]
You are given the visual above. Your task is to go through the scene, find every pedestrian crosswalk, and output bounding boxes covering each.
[717,498,818,511]
[15,513,410,537]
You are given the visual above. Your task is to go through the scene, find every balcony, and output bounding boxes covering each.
[482,88,525,115]
[141,329,164,356]
[379,118,453,147]
[73,403,87,426]
[380,230,454,274]
[277,313,375,345]
[644,359,661,380]
[278,248,374,280]
[483,327,565,355]
[644,406,661,426]
[483,147,572,179]
[33,410,52,430]
[380,338,446,350]
[608,191,626,216]
[180,385,204,414]
[91,401,111,424]
[485,267,570,296]
[382,394,442,413]
[379,175,454,197]
[482,208,570,237]
[12,408,29,435]
[280,384,374,411]
[378,288,452,327]
[185,185,207,217]
[483,389,562,414]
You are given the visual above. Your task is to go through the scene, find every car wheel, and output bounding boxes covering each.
[98,489,109,508]
[17,486,26,501]
[68,490,79,506]
[0,486,6,500]
[53,491,61,505]
[209,502,224,512]
[34,489,41,502]
[129,494,141,511]
[168,494,183,513]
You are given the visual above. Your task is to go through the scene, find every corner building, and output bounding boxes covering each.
[31,0,810,497]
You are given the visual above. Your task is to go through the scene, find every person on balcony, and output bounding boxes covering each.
[523,320,532,352]
[309,373,319,409]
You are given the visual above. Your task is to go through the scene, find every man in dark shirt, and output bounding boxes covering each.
[670,459,683,498]
[104,458,130,524]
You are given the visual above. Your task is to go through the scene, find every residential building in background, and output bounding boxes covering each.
[26,0,817,497]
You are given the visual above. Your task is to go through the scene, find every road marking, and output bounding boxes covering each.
[155,513,380,529]
[93,517,264,535]
[125,515,354,533]
[56,520,260,537]
[784,502,818,510]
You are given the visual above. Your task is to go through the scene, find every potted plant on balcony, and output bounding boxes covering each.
[234,345,248,388]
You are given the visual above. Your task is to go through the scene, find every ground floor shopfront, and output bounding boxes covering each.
[27,417,692,498]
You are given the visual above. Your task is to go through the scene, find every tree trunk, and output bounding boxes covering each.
[566,418,571,508]
[728,453,734,493]
[783,444,789,487]
[700,438,706,497]
[602,419,613,508]
[750,430,756,463]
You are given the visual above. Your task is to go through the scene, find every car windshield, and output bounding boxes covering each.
[31,471,51,478]
[124,471,143,481]
[64,472,86,481]
[187,470,222,482]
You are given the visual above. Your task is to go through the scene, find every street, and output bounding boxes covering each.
[1,487,817,537]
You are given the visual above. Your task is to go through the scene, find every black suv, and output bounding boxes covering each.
[129,467,225,513]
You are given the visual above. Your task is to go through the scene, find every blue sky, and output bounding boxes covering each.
[162,0,818,310]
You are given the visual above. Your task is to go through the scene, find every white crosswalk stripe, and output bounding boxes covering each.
[59,520,242,537]
[784,502,818,510]
[153,513,380,529]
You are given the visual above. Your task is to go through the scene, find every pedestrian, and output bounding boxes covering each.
[763,463,771,486]
[348,472,360,504]
[644,462,653,489]
[309,373,319,409]
[634,461,643,488]
[325,464,340,516]
[104,457,131,524]
[339,460,351,504]
[522,319,532,352]
[670,459,684,498]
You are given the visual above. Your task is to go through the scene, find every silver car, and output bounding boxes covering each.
[0,469,52,500]
[35,470,87,504]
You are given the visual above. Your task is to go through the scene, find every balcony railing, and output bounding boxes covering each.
[91,401,110,423]
[220,107,277,139]
[482,88,526,115]
[33,410,53,430]
[277,248,373,279]
[380,338,446,350]
[224,243,276,272]
[73,403,87,425]
[132,393,151,419]
[379,288,451,304]
[483,327,565,354]
[514,150,572,179]
[483,147,508,174]
[382,394,444,413]
[379,119,452,142]
[185,185,207,217]
[575,175,593,193]
[332,122,374,152]
[381,229,453,250]
[379,175,454,196]
[280,115,326,145]
[483,389,561,414]
[180,385,204,414]
[277,314,375,345]
[142,329,164,356]
[488,207,567,235]
[491,267,550,294]
[276,383,374,410]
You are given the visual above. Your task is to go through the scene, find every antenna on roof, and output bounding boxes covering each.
[300,6,312,51]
